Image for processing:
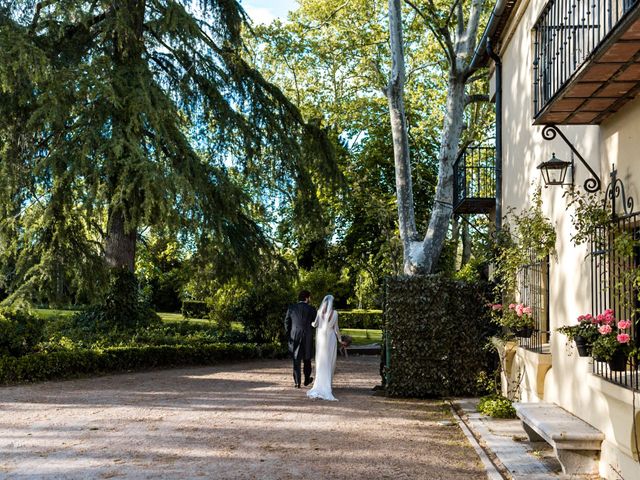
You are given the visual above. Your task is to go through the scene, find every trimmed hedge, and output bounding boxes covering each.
[384,274,497,398]
[338,310,383,330]
[0,343,285,385]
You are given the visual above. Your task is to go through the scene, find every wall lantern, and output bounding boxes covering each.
[541,125,601,192]
[537,152,573,187]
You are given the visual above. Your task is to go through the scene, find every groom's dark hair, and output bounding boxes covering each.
[298,290,311,302]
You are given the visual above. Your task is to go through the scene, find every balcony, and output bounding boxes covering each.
[533,0,640,124]
[453,146,496,214]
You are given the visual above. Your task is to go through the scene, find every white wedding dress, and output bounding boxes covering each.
[307,306,341,401]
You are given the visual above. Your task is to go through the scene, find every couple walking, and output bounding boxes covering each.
[284,290,347,401]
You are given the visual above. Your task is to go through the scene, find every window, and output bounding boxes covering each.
[590,215,640,389]
[517,251,550,353]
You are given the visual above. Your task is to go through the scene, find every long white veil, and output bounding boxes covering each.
[316,294,334,328]
[308,293,338,401]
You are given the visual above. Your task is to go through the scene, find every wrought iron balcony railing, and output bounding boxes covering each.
[453,146,496,214]
[533,0,640,121]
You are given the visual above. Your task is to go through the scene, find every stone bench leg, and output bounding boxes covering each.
[521,422,545,442]
[554,448,600,476]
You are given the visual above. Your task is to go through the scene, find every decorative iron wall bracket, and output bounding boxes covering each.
[605,167,635,218]
[541,125,601,192]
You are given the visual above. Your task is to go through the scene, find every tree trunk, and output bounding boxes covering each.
[420,74,467,273]
[461,220,471,266]
[104,0,145,274]
[105,210,136,272]
[386,0,420,274]
[386,0,485,275]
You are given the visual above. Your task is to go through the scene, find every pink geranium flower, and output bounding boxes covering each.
[523,306,533,315]
[617,320,632,330]
[617,333,631,344]
[508,303,516,310]
[491,304,503,311]
[598,324,612,335]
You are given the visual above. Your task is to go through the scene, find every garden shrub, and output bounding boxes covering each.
[181,300,209,319]
[0,308,45,357]
[384,274,497,398]
[74,269,160,333]
[338,310,383,329]
[477,394,517,418]
[0,342,285,384]
[231,285,292,344]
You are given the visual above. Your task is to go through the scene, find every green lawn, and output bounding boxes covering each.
[342,328,382,346]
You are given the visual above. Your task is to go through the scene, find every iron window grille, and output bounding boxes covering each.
[589,168,640,389]
[517,252,551,353]
[590,215,640,389]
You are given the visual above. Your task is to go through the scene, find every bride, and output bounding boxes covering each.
[307,294,346,401]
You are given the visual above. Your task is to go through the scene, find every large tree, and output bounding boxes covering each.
[387,0,489,274]
[0,0,334,304]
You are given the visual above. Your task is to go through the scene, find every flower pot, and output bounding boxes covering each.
[608,349,628,372]
[573,335,592,357]
[513,326,533,338]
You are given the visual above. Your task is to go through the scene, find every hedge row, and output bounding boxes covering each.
[0,342,285,385]
[384,274,497,398]
[338,310,383,330]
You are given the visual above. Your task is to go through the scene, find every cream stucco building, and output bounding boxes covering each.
[463,0,640,477]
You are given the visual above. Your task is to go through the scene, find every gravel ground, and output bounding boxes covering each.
[0,355,487,479]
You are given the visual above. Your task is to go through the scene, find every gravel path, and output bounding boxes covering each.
[0,355,487,479]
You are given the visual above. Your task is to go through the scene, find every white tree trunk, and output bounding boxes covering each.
[387,0,486,275]
[420,74,466,273]
[386,0,420,274]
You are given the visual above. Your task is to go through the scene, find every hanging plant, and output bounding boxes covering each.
[494,188,556,298]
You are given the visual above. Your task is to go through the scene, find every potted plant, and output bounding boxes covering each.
[590,309,632,371]
[490,303,535,338]
[556,313,599,357]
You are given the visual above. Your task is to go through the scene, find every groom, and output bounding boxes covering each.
[284,290,317,388]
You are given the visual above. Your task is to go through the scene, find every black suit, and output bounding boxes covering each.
[284,301,317,387]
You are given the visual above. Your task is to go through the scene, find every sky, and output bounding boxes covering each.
[242,0,299,24]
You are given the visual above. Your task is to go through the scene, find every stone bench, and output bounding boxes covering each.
[514,402,604,476]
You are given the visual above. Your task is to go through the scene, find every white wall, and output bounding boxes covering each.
[497,0,640,477]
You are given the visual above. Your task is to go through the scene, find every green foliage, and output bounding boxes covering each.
[591,334,631,362]
[0,308,44,357]
[495,188,556,297]
[229,284,292,344]
[0,343,284,385]
[556,315,599,343]
[71,270,160,335]
[384,275,498,398]
[477,394,517,419]
[297,267,350,308]
[337,310,383,329]
[181,301,209,319]
[489,303,535,333]
[565,190,611,247]
[136,232,185,312]
[0,0,337,305]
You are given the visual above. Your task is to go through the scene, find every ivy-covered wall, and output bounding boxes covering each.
[385,275,496,398]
